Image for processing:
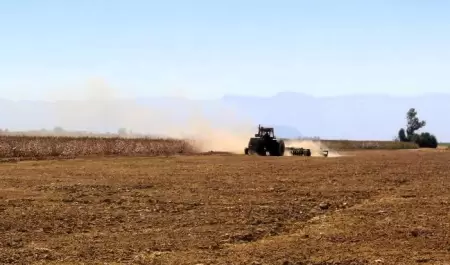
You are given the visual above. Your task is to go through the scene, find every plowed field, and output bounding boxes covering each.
[1,149,449,264]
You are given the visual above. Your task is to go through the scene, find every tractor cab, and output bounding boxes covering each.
[255,125,276,139]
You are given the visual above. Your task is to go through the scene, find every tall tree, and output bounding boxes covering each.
[405,108,426,140]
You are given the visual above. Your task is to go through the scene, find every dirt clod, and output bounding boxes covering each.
[319,202,331,210]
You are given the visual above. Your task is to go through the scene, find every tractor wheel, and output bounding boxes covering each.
[244,148,249,155]
[278,140,285,156]
[268,142,277,156]
[269,140,285,156]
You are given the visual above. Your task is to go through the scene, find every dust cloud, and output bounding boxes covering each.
[46,78,255,154]
[40,79,340,156]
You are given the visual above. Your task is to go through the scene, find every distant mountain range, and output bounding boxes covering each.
[1,92,449,141]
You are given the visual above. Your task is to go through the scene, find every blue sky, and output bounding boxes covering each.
[1,0,449,100]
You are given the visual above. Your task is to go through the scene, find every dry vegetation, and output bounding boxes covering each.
[439,143,450,150]
[0,149,449,264]
[321,139,418,150]
[0,135,194,160]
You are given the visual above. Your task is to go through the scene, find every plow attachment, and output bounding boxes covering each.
[286,147,329,157]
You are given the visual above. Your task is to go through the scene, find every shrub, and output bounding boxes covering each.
[414,132,438,148]
[398,128,408,142]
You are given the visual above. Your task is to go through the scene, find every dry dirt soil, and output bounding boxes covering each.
[0,149,449,265]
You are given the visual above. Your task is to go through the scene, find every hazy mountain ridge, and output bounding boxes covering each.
[1,93,449,141]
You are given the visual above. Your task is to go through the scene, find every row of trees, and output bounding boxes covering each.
[397,108,438,148]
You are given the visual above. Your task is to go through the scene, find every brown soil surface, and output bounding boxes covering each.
[0,150,449,264]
